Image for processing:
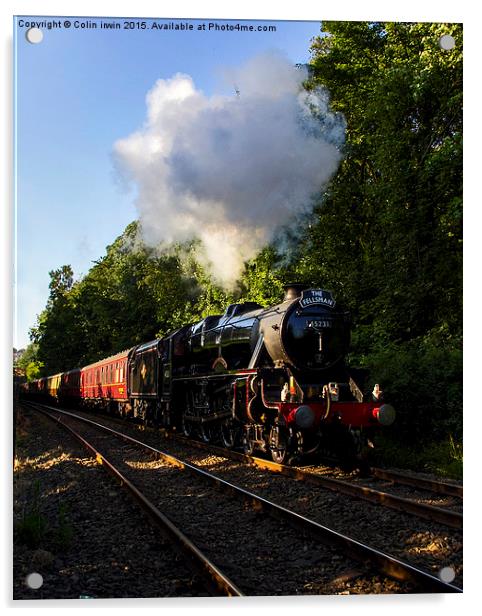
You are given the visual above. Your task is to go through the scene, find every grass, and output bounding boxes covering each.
[371,433,463,480]
[14,480,74,551]
[54,503,73,551]
[15,480,47,549]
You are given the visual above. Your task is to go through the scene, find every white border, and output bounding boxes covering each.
[3,2,475,615]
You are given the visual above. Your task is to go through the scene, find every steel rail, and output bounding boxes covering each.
[369,467,463,499]
[154,432,463,529]
[234,453,462,530]
[30,404,243,598]
[28,402,462,594]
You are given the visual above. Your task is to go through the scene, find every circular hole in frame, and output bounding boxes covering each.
[26,27,44,44]
[25,572,44,589]
[439,34,455,50]
[438,566,456,584]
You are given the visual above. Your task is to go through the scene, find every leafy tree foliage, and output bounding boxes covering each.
[30,265,83,374]
[15,343,43,381]
[30,223,233,373]
[302,22,462,440]
[305,21,462,336]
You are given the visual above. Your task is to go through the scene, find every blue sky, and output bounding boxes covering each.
[14,15,323,349]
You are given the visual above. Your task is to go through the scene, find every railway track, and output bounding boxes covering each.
[60,405,461,529]
[369,467,463,498]
[14,405,216,598]
[167,435,463,529]
[27,403,242,597]
[25,402,462,594]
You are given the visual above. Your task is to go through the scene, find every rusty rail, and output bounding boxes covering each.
[30,404,243,597]
[370,467,463,499]
[235,455,462,530]
[157,431,463,529]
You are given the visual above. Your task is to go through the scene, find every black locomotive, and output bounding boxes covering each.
[128,284,395,463]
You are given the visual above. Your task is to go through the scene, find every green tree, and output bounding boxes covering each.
[15,343,43,381]
[300,21,463,441]
[29,223,229,373]
[30,265,84,374]
[306,22,462,341]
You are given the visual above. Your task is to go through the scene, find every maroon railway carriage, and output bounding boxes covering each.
[58,369,81,406]
[80,350,130,413]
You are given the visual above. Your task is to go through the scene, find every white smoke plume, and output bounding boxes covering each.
[114,51,345,287]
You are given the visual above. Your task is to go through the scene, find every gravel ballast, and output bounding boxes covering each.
[17,403,462,596]
[55,406,462,588]
[13,406,207,599]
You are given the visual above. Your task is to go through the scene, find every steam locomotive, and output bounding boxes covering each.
[24,285,395,464]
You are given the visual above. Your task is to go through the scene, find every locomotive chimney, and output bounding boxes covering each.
[283,283,308,301]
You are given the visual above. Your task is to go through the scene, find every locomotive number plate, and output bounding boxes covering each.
[307,320,332,329]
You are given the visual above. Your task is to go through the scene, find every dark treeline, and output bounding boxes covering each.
[19,22,462,450]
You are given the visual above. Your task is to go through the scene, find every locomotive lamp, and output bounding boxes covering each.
[281,382,289,402]
[328,382,339,402]
[372,383,383,400]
